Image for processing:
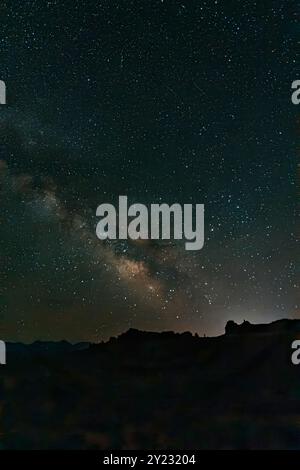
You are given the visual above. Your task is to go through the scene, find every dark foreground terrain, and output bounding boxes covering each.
[1,319,300,449]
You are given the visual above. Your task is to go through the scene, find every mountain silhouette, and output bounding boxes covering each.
[1,319,300,449]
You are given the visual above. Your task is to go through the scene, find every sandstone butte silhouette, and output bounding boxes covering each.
[1,318,300,450]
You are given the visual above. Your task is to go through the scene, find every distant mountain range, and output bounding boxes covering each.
[6,318,300,351]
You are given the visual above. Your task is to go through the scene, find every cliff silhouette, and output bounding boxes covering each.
[1,319,300,450]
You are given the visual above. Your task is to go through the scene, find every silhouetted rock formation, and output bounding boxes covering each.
[1,319,300,450]
[225,318,300,336]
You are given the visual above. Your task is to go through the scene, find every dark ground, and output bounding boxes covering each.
[1,319,300,449]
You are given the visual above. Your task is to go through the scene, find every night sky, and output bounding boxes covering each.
[0,1,298,342]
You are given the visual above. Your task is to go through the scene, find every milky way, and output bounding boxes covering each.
[0,1,298,342]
